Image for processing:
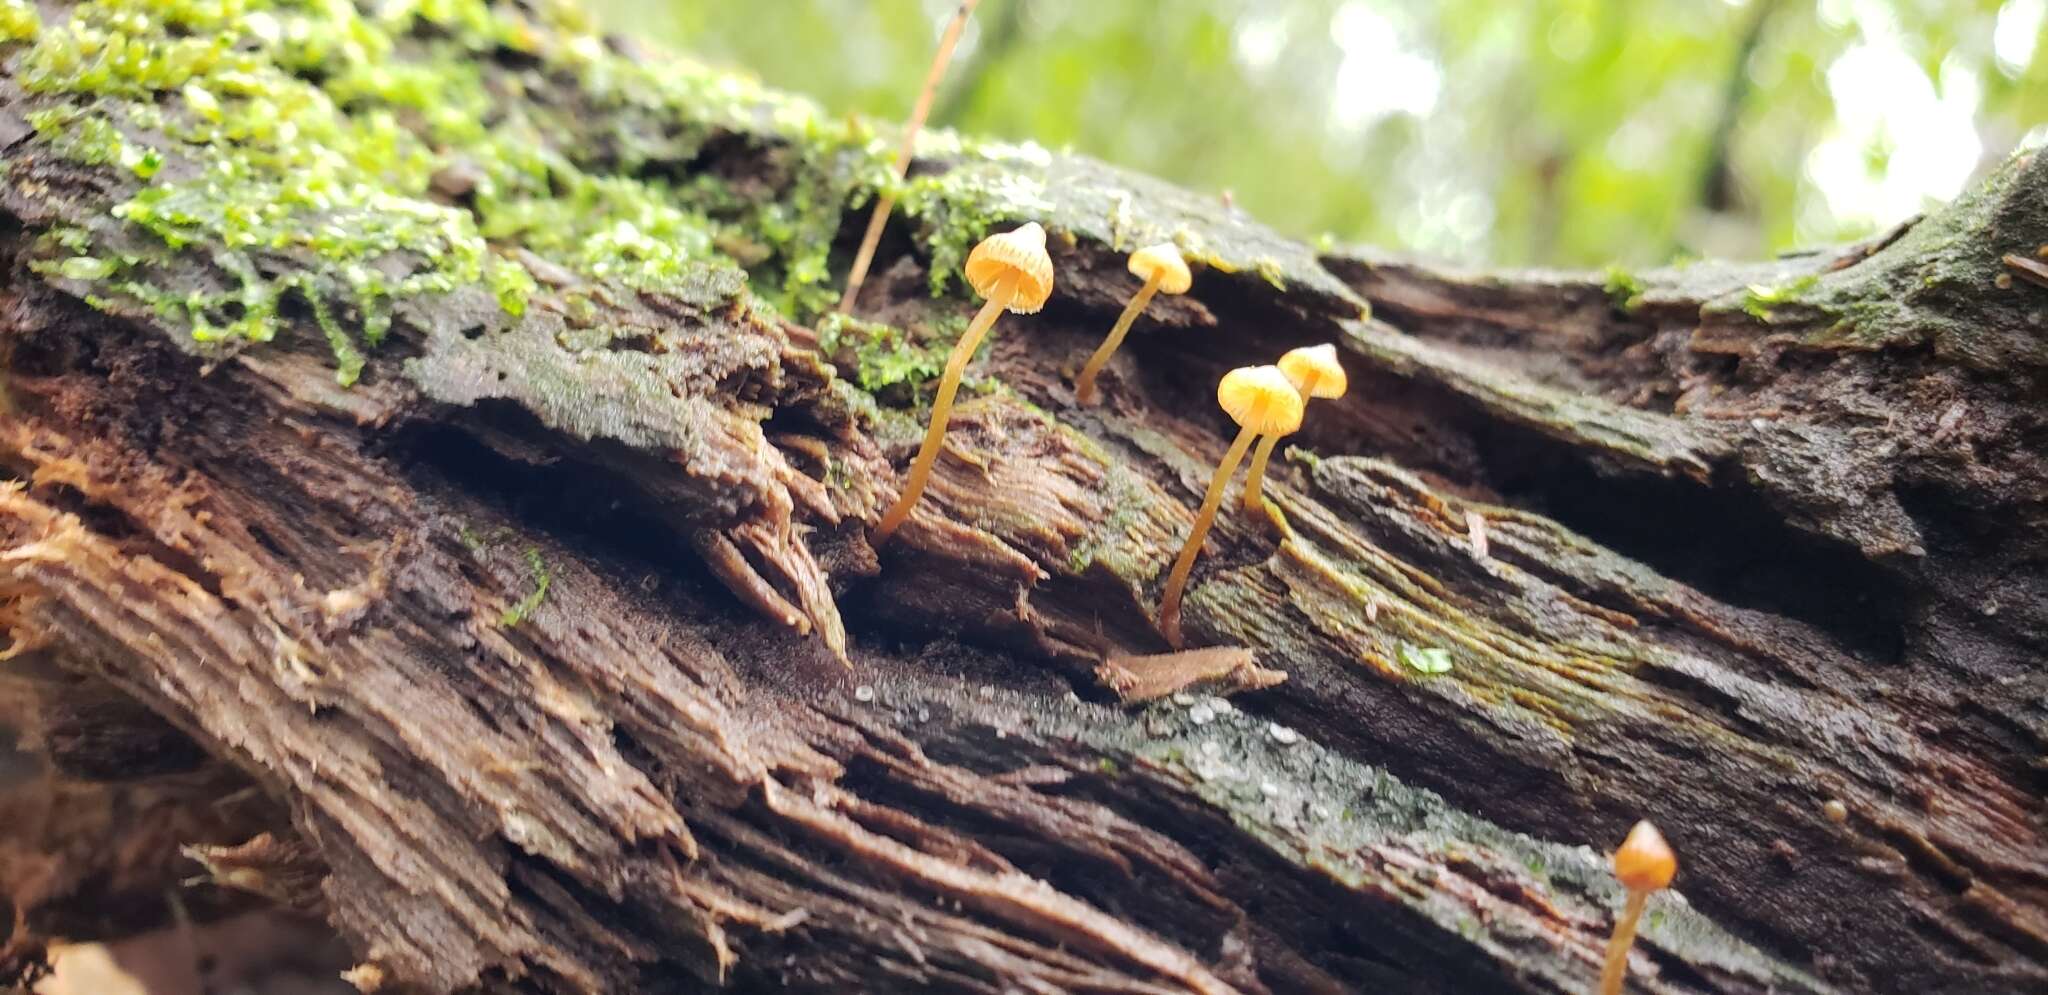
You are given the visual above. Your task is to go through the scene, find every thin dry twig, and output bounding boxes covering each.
[839,0,985,313]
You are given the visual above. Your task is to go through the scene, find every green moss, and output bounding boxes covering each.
[0,0,38,42]
[452,524,550,623]
[1738,274,1821,322]
[13,0,854,378]
[14,0,1367,406]
[479,173,729,292]
[305,288,365,387]
[55,256,116,281]
[22,18,263,98]
[1602,264,1645,313]
[26,107,158,177]
[501,546,552,626]
[1789,150,2047,369]
[726,155,879,317]
[1680,149,2045,373]
[899,167,1053,297]
[17,0,527,371]
[815,312,949,397]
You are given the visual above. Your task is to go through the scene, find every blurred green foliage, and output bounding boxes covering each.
[587,0,2046,266]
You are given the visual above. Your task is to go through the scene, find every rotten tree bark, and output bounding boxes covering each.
[2,4,2044,994]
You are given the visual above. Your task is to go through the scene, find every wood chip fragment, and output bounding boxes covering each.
[1095,646,1286,704]
[1931,400,1968,443]
[2004,252,2048,289]
[182,833,328,915]
[694,529,806,632]
[762,907,811,933]
[341,963,387,993]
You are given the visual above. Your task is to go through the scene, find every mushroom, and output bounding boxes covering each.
[1243,343,1347,513]
[1597,820,1678,995]
[1074,243,1192,405]
[873,222,1055,545]
[839,0,984,313]
[1159,365,1305,647]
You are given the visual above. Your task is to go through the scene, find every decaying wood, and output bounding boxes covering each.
[0,665,280,980]
[2,3,2045,994]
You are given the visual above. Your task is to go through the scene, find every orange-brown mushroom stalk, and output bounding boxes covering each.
[1596,820,1677,995]
[1243,343,1348,513]
[873,223,1054,545]
[1074,243,1191,405]
[838,0,984,314]
[1159,365,1305,647]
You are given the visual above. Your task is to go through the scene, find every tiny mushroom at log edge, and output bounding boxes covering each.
[1074,242,1192,405]
[873,222,1056,545]
[1597,820,1679,995]
[1243,343,1348,514]
[1160,365,1306,648]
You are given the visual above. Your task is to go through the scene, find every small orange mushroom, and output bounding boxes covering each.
[1075,243,1192,405]
[839,0,984,314]
[1597,820,1677,995]
[1159,365,1305,647]
[1243,343,1348,513]
[873,223,1055,545]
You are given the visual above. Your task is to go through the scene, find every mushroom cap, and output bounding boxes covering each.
[965,222,1055,314]
[1612,820,1678,892]
[1128,243,1192,295]
[1217,365,1305,436]
[1278,344,1349,399]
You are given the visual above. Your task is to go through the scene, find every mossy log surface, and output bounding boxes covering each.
[2,3,2045,994]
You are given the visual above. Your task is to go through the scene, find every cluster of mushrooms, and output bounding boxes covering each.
[859,222,1681,993]
[870,223,1346,651]
[837,17,1682,984]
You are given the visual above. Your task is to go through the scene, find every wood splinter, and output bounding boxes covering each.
[1096,646,1286,703]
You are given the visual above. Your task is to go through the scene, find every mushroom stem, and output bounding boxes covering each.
[838,0,983,314]
[873,272,1017,545]
[1242,369,1318,512]
[1160,414,1264,648]
[1596,888,1650,995]
[1074,270,1164,405]
[1240,434,1282,512]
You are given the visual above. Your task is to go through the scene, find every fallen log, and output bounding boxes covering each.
[1,2,2043,993]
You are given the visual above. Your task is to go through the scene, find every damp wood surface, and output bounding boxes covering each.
[1,3,2045,995]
